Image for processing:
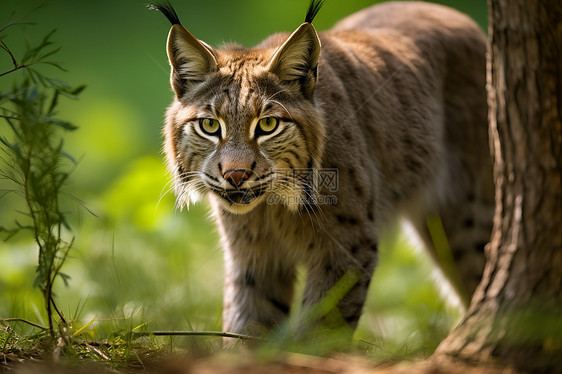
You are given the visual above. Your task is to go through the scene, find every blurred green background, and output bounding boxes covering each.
[0,0,486,357]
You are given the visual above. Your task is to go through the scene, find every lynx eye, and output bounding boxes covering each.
[256,117,279,137]
[199,118,220,136]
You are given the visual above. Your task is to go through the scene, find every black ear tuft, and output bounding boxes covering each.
[147,1,182,26]
[304,0,324,24]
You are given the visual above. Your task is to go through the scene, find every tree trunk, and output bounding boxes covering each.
[435,0,562,372]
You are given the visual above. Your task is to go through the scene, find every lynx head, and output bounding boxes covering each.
[151,1,326,214]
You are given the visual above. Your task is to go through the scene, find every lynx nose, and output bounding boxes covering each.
[223,169,250,188]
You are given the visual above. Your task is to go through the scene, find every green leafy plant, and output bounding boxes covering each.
[0,9,85,339]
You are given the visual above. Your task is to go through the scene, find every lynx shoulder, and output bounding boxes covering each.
[152,1,493,335]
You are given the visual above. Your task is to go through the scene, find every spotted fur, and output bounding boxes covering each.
[154,1,493,335]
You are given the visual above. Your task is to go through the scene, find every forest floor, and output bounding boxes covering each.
[2,351,519,374]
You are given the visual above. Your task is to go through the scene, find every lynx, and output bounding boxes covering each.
[151,1,493,335]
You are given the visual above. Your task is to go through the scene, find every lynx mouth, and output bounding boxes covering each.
[211,187,267,205]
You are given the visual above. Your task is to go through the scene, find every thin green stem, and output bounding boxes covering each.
[22,150,55,338]
[0,318,49,331]
[133,330,265,341]
[0,65,32,78]
[1,40,18,69]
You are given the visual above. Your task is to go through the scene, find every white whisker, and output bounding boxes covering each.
[269,99,294,121]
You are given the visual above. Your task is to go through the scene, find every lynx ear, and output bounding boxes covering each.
[166,24,218,97]
[268,23,321,99]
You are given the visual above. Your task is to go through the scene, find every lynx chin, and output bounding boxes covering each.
[151,0,493,336]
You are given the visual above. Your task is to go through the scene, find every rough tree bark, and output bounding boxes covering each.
[434,0,562,373]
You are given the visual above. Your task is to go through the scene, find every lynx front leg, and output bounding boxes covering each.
[222,250,296,335]
[301,239,378,330]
